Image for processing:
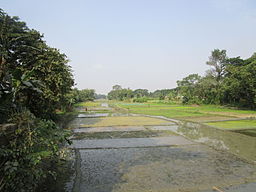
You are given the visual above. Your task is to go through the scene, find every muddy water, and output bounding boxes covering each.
[101,103,109,107]
[73,126,146,133]
[158,122,256,163]
[70,136,194,149]
[65,104,256,192]
[75,146,256,192]
[77,113,108,118]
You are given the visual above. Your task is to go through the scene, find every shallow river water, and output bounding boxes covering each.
[64,104,256,192]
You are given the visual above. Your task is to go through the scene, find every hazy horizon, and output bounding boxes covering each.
[2,0,256,94]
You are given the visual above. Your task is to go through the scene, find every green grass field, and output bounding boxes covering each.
[116,102,256,131]
[74,101,101,107]
[206,119,256,130]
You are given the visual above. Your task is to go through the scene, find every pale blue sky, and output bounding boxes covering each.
[2,0,256,94]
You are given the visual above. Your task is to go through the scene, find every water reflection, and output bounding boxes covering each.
[169,122,256,163]
[77,113,108,118]
[101,103,109,107]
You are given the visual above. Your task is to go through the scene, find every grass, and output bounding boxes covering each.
[74,101,101,107]
[80,116,173,127]
[72,130,177,139]
[206,119,256,130]
[233,129,256,137]
[116,102,256,131]
[117,102,256,119]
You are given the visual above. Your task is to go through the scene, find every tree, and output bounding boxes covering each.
[221,54,256,108]
[150,89,173,99]
[206,49,227,82]
[112,85,122,90]
[177,74,201,103]
[0,9,74,120]
[108,85,134,101]
[133,89,149,98]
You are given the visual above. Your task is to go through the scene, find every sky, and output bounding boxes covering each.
[2,0,256,94]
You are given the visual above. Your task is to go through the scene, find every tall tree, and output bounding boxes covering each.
[206,49,227,82]
[0,9,74,120]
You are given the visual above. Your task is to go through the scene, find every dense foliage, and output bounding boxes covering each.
[0,9,74,121]
[66,88,96,109]
[108,85,134,101]
[107,85,178,102]
[176,49,256,108]
[0,9,74,191]
[149,89,176,100]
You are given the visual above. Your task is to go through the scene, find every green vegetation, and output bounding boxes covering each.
[176,49,256,108]
[75,101,100,107]
[107,85,175,102]
[117,102,256,130]
[119,103,256,117]
[0,9,74,191]
[67,88,96,108]
[234,129,256,137]
[80,116,173,127]
[0,110,71,191]
[206,120,256,130]
[107,85,134,101]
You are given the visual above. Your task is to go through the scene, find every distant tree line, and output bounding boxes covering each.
[108,85,148,102]
[107,84,174,102]
[108,49,256,109]
[65,88,106,108]
[66,88,96,108]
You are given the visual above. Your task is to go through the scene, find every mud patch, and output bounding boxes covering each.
[73,126,145,133]
[147,125,179,131]
[70,136,194,149]
[72,130,177,140]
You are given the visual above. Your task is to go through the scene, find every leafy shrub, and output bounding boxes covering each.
[0,109,70,192]
[133,97,148,103]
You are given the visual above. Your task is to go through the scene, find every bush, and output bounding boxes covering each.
[133,97,148,103]
[0,109,70,192]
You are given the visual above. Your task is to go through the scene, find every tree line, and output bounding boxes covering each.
[107,84,175,102]
[177,49,256,108]
[108,49,256,109]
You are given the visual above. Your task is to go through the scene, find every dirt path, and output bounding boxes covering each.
[67,103,256,192]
